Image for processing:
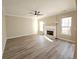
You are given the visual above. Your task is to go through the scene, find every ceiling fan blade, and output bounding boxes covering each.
[31,10,37,12]
[29,12,34,14]
[37,14,43,15]
[38,11,40,13]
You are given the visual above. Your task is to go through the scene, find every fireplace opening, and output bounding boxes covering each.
[47,30,53,36]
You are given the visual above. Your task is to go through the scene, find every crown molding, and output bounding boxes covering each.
[4,12,33,19]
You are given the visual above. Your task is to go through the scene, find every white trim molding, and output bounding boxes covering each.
[7,33,36,39]
[57,37,76,44]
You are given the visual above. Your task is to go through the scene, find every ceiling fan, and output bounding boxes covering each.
[29,10,43,16]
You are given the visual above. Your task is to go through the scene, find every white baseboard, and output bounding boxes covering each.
[2,37,7,54]
[57,37,76,43]
[7,33,36,39]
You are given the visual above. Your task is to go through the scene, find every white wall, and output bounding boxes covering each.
[2,14,7,53]
[2,0,7,52]
[5,15,37,39]
[39,11,77,42]
[57,11,77,42]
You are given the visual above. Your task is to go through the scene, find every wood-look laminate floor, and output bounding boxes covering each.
[3,35,75,59]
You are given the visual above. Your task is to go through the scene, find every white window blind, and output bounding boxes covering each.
[61,17,72,35]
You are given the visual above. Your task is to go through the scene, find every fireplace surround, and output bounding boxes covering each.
[44,25,56,39]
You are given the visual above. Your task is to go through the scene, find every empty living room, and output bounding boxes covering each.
[2,0,77,59]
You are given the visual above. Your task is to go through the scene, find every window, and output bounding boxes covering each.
[61,17,72,35]
[39,21,44,31]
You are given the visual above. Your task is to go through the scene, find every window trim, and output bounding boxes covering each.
[61,17,72,36]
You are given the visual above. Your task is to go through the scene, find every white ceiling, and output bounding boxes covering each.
[3,0,76,19]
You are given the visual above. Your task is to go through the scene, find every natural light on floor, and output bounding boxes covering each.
[44,35,53,42]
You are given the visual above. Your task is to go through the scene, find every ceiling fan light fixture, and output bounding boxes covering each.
[29,10,43,16]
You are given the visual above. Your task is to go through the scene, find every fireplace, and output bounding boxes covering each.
[44,26,56,38]
[47,30,53,36]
